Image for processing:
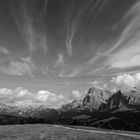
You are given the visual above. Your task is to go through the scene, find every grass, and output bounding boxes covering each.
[0,124,139,140]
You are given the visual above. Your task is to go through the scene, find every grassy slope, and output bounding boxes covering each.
[0,124,139,140]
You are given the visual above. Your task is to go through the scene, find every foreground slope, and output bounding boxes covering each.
[0,124,139,140]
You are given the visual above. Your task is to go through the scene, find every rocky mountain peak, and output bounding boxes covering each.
[82,87,112,111]
[106,89,140,109]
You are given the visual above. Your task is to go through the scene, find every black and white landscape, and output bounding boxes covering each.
[0,86,140,131]
[0,0,140,139]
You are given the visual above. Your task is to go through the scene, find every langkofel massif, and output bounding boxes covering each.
[0,87,140,131]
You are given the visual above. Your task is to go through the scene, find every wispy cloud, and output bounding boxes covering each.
[65,2,88,57]
[54,53,64,68]
[66,20,77,57]
[106,1,140,68]
[1,57,35,76]
[87,80,107,89]
[58,68,82,78]
[23,15,48,57]
[43,0,48,14]
[0,47,10,55]
[13,1,48,57]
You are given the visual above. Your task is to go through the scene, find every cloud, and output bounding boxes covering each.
[41,66,57,75]
[71,90,82,100]
[13,2,48,57]
[43,0,48,14]
[23,18,48,57]
[88,80,107,89]
[65,2,87,57]
[66,20,77,57]
[54,53,64,68]
[54,53,68,77]
[111,73,140,88]
[106,1,140,68]
[0,88,12,95]
[0,87,68,108]
[36,90,65,103]
[58,68,81,78]
[1,57,35,76]
[0,47,10,55]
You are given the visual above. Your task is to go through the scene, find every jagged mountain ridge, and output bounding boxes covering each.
[0,86,140,131]
[0,87,140,116]
[57,87,140,131]
[60,87,140,112]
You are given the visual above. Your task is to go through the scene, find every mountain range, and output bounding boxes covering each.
[0,87,140,131]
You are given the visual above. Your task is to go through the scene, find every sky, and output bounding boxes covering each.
[0,0,140,108]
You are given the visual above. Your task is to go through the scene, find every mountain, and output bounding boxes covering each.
[18,106,58,119]
[60,87,140,113]
[0,86,140,131]
[82,87,112,111]
[60,99,83,112]
[106,89,140,110]
[0,103,59,124]
[59,87,112,113]
[57,87,140,131]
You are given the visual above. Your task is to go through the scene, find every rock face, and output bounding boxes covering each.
[106,90,139,109]
[57,87,140,131]
[60,87,140,113]
[60,99,82,112]
[60,87,113,112]
[82,87,112,111]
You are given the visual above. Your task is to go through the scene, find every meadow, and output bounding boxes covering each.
[0,124,139,140]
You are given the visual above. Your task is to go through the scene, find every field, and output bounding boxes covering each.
[0,124,139,140]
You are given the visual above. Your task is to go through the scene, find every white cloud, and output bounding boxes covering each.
[0,47,10,55]
[0,88,12,95]
[36,90,55,102]
[71,90,82,100]
[14,100,33,107]
[16,89,31,97]
[1,57,35,76]
[111,73,140,88]
[71,90,87,100]
[88,80,107,89]
[35,90,66,107]
[0,87,67,108]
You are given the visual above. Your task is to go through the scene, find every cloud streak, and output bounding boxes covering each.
[0,47,10,55]
[13,1,48,57]
[106,1,140,68]
[66,20,77,57]
[1,57,35,76]
[23,14,48,57]
[65,2,89,57]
